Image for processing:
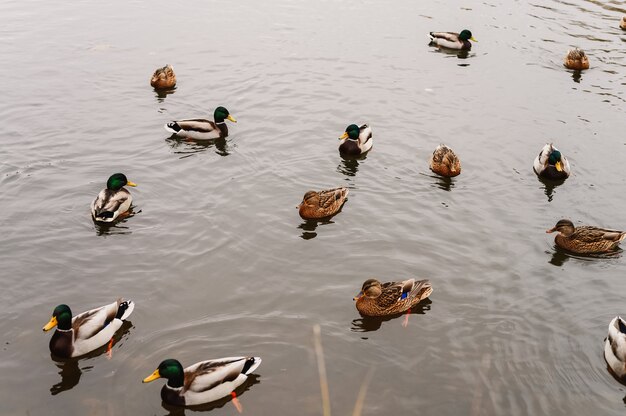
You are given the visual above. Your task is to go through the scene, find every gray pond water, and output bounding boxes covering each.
[1,0,626,414]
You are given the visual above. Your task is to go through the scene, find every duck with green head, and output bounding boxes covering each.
[338,124,372,156]
[42,299,134,358]
[429,29,477,50]
[354,278,432,317]
[91,173,137,223]
[546,219,626,254]
[143,356,262,407]
[533,143,570,181]
[165,106,237,140]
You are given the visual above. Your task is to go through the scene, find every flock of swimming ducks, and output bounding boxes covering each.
[43,20,626,409]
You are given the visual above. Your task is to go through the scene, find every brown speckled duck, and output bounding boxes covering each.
[563,48,589,70]
[546,219,626,254]
[298,187,348,219]
[620,16,626,30]
[354,278,432,317]
[150,64,176,89]
[429,144,461,177]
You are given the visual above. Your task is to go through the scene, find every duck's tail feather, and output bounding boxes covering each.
[164,122,181,134]
[116,300,135,320]
[241,357,262,375]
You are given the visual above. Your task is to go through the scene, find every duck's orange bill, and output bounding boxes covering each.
[126,181,137,187]
[353,291,363,301]
[142,369,161,383]
[227,115,237,123]
[339,132,348,140]
[43,316,57,331]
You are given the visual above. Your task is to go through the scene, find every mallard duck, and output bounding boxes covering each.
[546,219,626,254]
[429,30,477,50]
[150,64,176,89]
[621,16,626,30]
[338,124,372,156]
[533,143,571,181]
[605,316,626,381]
[564,48,589,70]
[429,144,461,177]
[143,357,261,406]
[164,106,236,140]
[91,173,137,223]
[298,187,348,219]
[354,278,432,317]
[42,299,134,358]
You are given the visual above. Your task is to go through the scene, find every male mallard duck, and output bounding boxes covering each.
[564,48,589,70]
[429,30,477,50]
[533,143,570,181]
[298,187,348,219]
[91,173,137,223]
[429,144,461,177]
[164,106,237,140]
[338,124,372,156]
[620,16,626,30]
[143,357,262,406]
[150,64,176,89]
[42,299,134,358]
[546,219,626,254]
[354,278,432,317]
[605,316,626,381]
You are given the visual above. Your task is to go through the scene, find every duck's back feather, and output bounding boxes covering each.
[91,188,132,222]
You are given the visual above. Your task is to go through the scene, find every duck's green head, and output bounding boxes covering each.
[548,150,564,171]
[214,106,237,123]
[459,30,477,42]
[143,359,184,388]
[339,124,360,140]
[107,173,137,191]
[43,304,72,331]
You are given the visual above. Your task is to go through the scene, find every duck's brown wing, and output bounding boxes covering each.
[317,187,348,210]
[430,32,460,42]
[183,357,248,393]
[575,226,626,243]
[175,119,217,133]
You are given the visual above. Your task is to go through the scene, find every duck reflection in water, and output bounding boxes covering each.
[155,86,176,103]
[50,359,83,395]
[337,153,367,177]
[93,214,136,236]
[166,136,230,157]
[298,218,335,240]
[160,374,260,415]
[351,299,432,332]
[548,246,620,267]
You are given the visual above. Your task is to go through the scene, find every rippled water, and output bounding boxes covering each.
[1,0,626,414]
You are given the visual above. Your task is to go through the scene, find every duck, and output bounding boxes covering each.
[429,30,477,50]
[354,278,432,317]
[298,187,348,219]
[150,64,176,89]
[42,299,134,358]
[620,16,626,30]
[546,219,626,254]
[564,48,589,70]
[143,357,262,407]
[429,144,461,177]
[164,106,236,140]
[605,316,626,381]
[91,173,137,223]
[338,124,373,156]
[533,143,571,181]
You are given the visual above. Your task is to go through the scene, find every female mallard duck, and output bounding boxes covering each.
[164,106,236,140]
[621,16,626,30]
[605,316,626,381]
[298,187,348,219]
[564,48,589,70]
[354,278,432,317]
[150,64,176,89]
[91,173,137,223]
[429,144,461,177]
[338,124,372,156]
[143,357,261,407]
[429,30,477,50]
[42,299,134,358]
[533,143,570,181]
[546,219,626,254]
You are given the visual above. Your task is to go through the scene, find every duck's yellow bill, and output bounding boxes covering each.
[142,369,161,383]
[126,181,138,187]
[470,37,478,42]
[339,132,349,140]
[555,161,563,172]
[227,115,237,123]
[43,316,57,331]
